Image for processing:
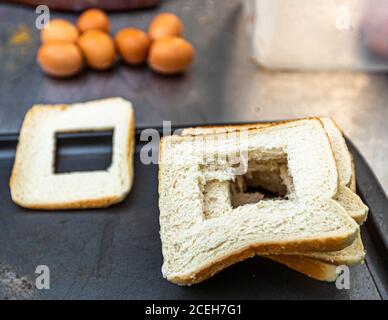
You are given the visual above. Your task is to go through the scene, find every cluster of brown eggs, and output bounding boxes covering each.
[37,9,195,78]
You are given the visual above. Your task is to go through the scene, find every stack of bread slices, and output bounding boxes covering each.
[158,118,368,285]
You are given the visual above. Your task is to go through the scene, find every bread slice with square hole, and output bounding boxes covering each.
[181,118,368,282]
[10,97,135,210]
[159,118,359,285]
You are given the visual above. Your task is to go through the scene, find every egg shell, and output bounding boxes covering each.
[148,36,194,74]
[37,41,83,77]
[77,8,110,33]
[148,13,184,40]
[78,30,116,70]
[115,28,151,65]
[41,19,79,44]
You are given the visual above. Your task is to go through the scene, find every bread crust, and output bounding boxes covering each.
[164,118,364,284]
[10,98,135,210]
[167,231,357,285]
[180,117,322,137]
[266,255,339,282]
[349,152,357,193]
[181,120,367,225]
[15,195,120,210]
[166,227,357,285]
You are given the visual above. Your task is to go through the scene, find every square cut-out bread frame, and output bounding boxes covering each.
[158,119,359,285]
[10,97,135,210]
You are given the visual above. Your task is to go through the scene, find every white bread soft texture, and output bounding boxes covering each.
[159,118,359,285]
[181,118,368,282]
[320,118,353,188]
[182,118,367,279]
[181,120,356,186]
[266,255,339,282]
[182,119,368,224]
[10,97,135,210]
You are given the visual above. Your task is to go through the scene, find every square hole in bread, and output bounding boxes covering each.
[203,158,293,219]
[229,159,292,208]
[10,97,134,210]
[55,130,113,174]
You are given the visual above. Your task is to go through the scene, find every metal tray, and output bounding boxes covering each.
[0,126,387,300]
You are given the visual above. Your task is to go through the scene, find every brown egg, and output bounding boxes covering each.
[115,28,151,65]
[148,13,184,40]
[40,19,79,43]
[148,36,194,75]
[77,8,110,33]
[78,30,116,70]
[37,41,83,77]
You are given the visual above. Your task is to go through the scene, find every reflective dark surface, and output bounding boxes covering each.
[0,1,387,190]
[0,129,387,299]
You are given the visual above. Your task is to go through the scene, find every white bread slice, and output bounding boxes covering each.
[181,118,368,281]
[202,179,365,266]
[159,119,358,285]
[266,255,339,282]
[334,186,368,225]
[300,230,365,265]
[181,119,368,225]
[349,152,357,193]
[268,232,365,282]
[10,97,135,210]
[320,118,353,189]
[181,118,366,222]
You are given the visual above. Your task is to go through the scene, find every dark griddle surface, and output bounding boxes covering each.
[0,127,387,299]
